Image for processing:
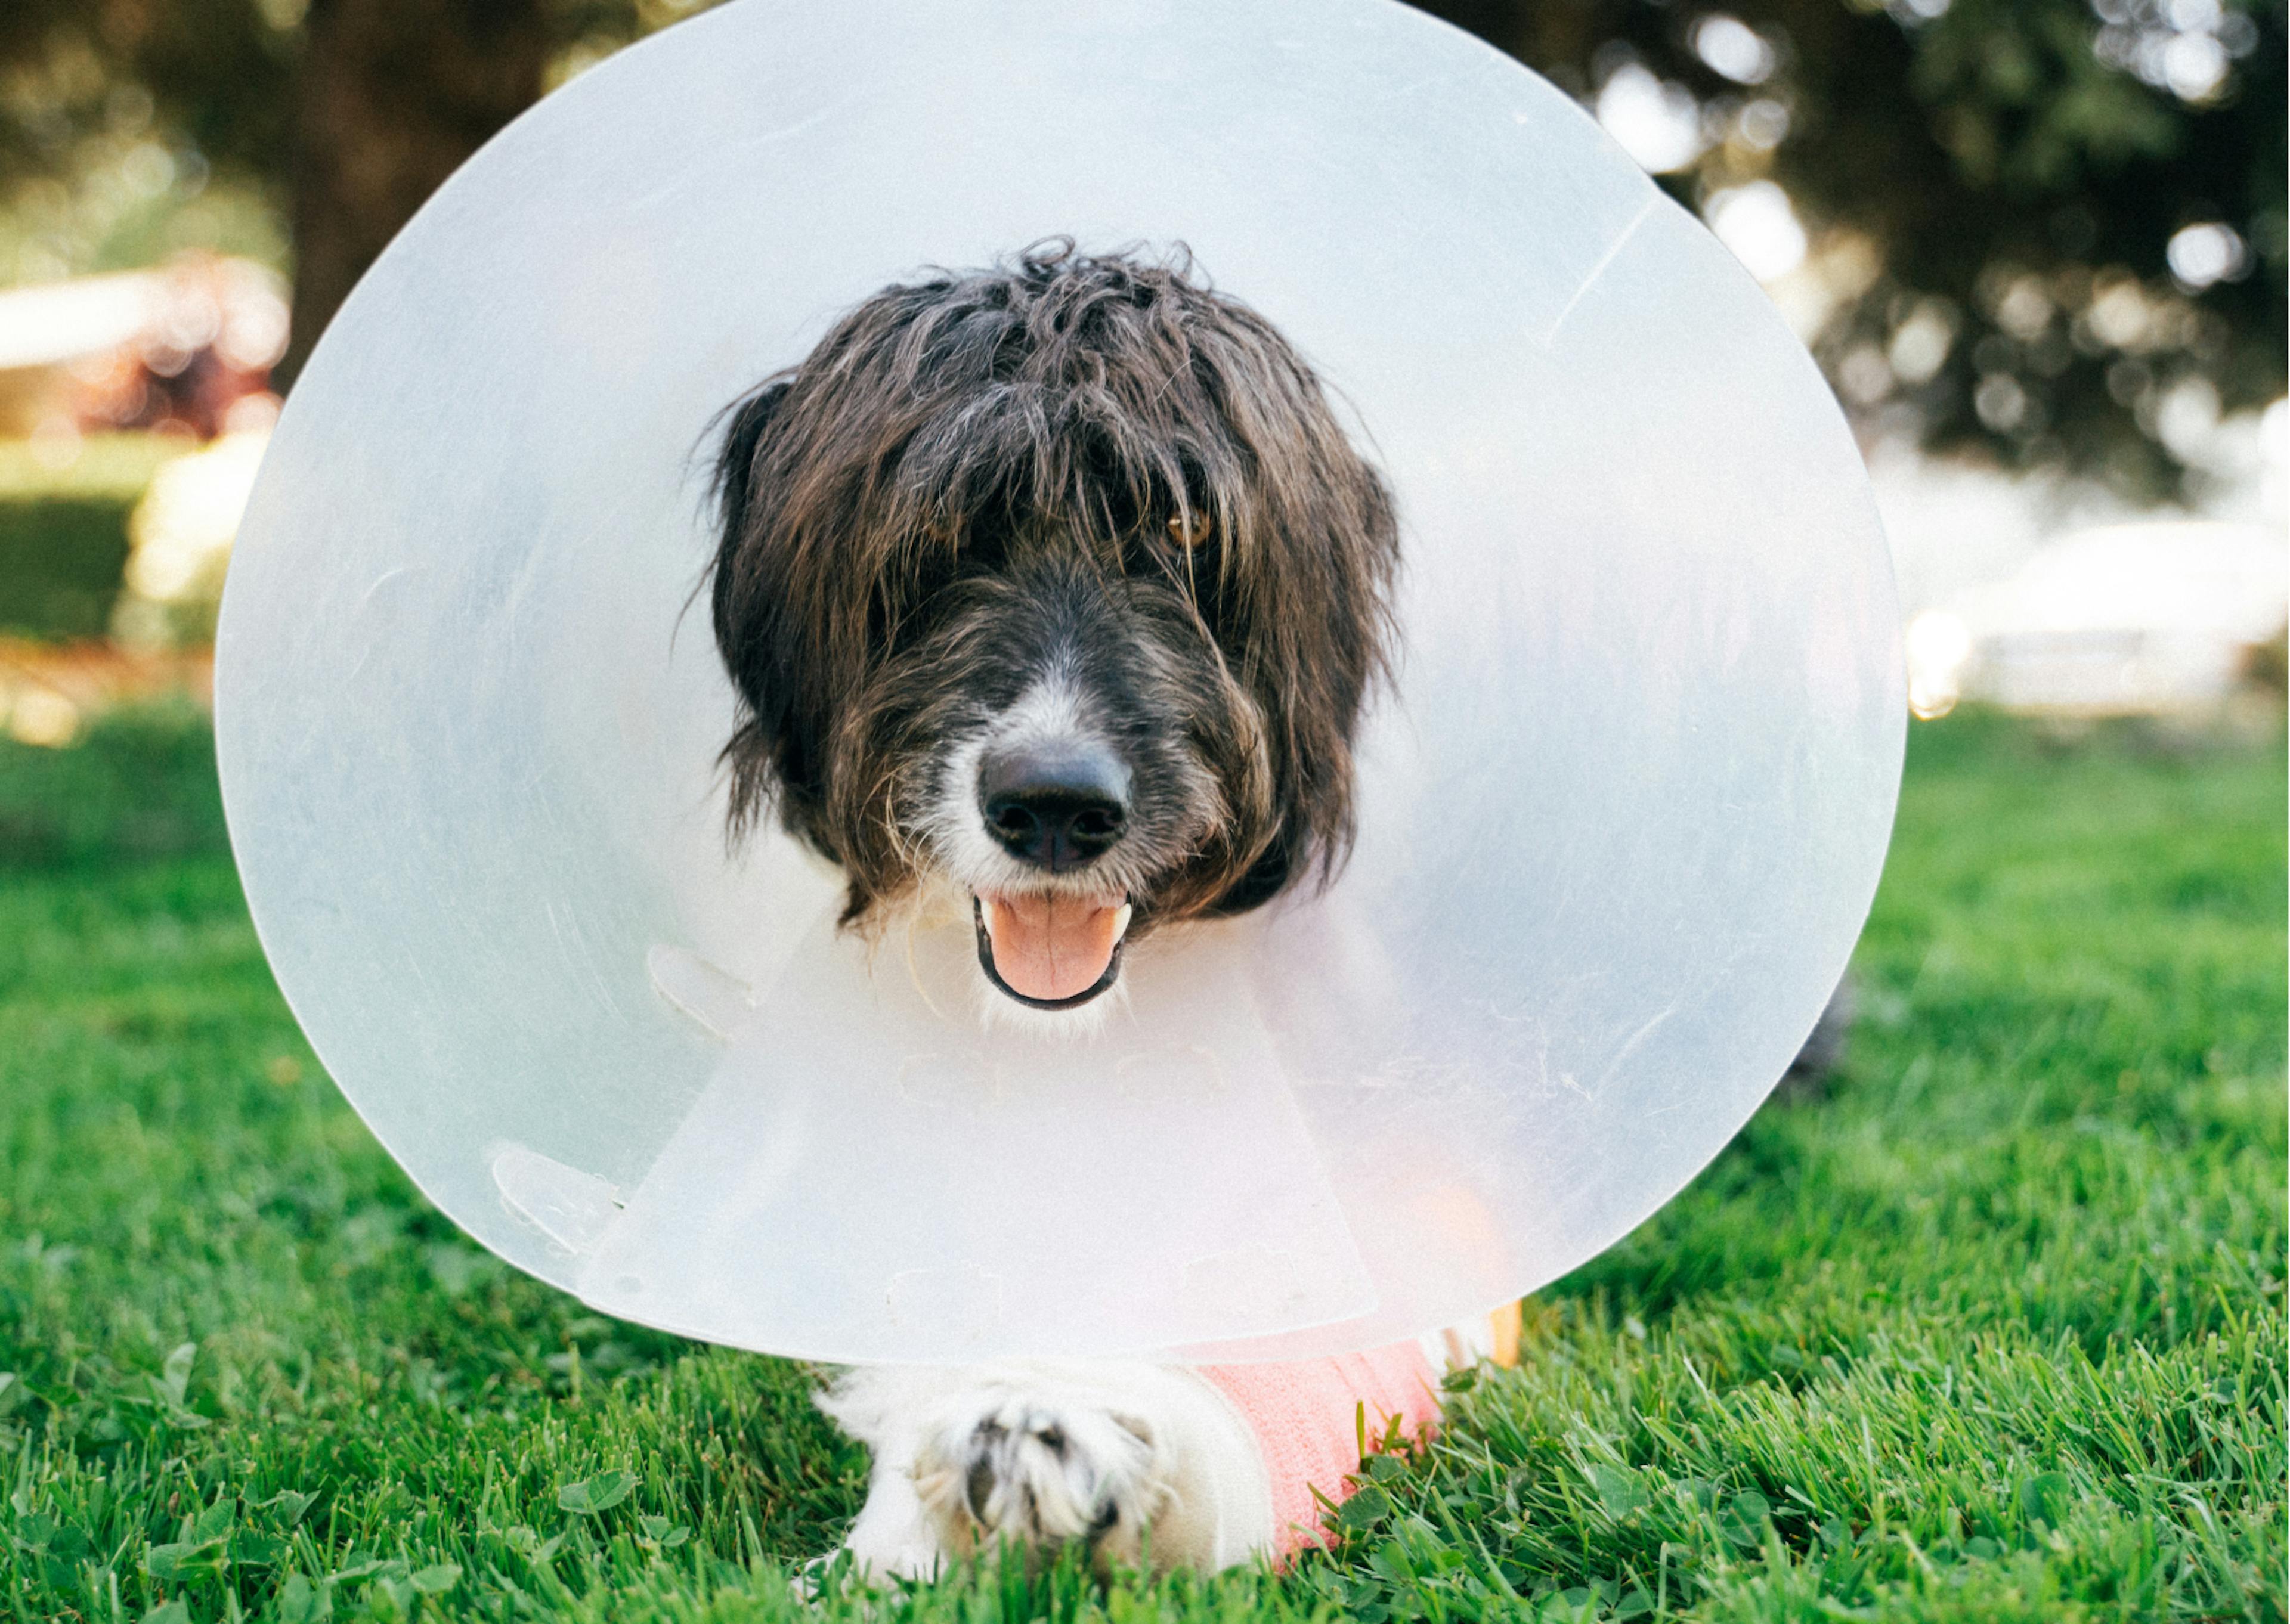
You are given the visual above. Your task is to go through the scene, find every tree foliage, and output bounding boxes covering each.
[2,0,2279,494]
[1426,0,2285,499]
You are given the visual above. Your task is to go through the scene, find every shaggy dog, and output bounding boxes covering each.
[710,240,1395,1015]
[708,242,1498,1572]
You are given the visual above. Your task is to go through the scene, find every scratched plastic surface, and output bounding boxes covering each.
[215,0,1904,1364]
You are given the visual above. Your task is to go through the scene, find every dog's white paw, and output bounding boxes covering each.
[822,1362,1269,1575]
[911,1385,1174,1567]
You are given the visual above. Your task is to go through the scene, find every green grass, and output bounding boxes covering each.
[0,435,190,642]
[0,706,2281,1623]
[0,439,188,504]
[0,501,134,641]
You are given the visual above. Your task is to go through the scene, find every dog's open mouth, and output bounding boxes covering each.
[971,892,1134,1009]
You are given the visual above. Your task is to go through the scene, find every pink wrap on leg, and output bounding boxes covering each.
[1199,1341,1444,1560]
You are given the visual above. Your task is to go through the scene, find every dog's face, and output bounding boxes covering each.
[710,244,1397,1014]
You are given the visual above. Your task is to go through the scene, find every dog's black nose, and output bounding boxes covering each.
[979,744,1128,870]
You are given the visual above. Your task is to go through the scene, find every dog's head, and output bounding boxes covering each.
[709,242,1397,1014]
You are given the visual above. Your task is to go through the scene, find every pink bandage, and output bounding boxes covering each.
[1199,1341,1444,1560]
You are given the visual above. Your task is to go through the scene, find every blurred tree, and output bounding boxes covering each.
[1421,0,2285,500]
[0,0,624,383]
[0,1,296,185]
[1,0,2279,497]
[282,0,546,383]
[0,1,297,284]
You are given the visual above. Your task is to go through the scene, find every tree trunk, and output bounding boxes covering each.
[277,0,546,389]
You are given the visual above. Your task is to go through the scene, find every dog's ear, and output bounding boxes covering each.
[713,380,788,551]
[1205,832,1293,917]
[1239,450,1400,909]
[709,380,809,842]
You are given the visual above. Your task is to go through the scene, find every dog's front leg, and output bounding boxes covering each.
[814,1366,964,1580]
[820,1362,1273,1575]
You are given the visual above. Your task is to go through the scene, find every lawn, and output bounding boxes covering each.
[0,705,2282,1623]
[0,438,188,643]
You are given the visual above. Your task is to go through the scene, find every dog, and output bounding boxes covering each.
[708,241,1511,1572]
[708,239,1397,1015]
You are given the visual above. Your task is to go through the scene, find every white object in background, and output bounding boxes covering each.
[1912,520,2286,717]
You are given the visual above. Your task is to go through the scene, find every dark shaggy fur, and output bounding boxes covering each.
[709,241,1398,940]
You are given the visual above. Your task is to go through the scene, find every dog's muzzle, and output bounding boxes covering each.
[968,740,1136,1007]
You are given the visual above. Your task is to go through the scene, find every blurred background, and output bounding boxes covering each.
[0,0,2280,744]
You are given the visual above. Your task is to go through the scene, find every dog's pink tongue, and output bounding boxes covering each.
[981,893,1128,1002]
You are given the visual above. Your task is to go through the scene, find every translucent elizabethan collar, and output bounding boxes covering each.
[215,0,1904,1365]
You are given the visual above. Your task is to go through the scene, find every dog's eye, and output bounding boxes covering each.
[1167,510,1214,550]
